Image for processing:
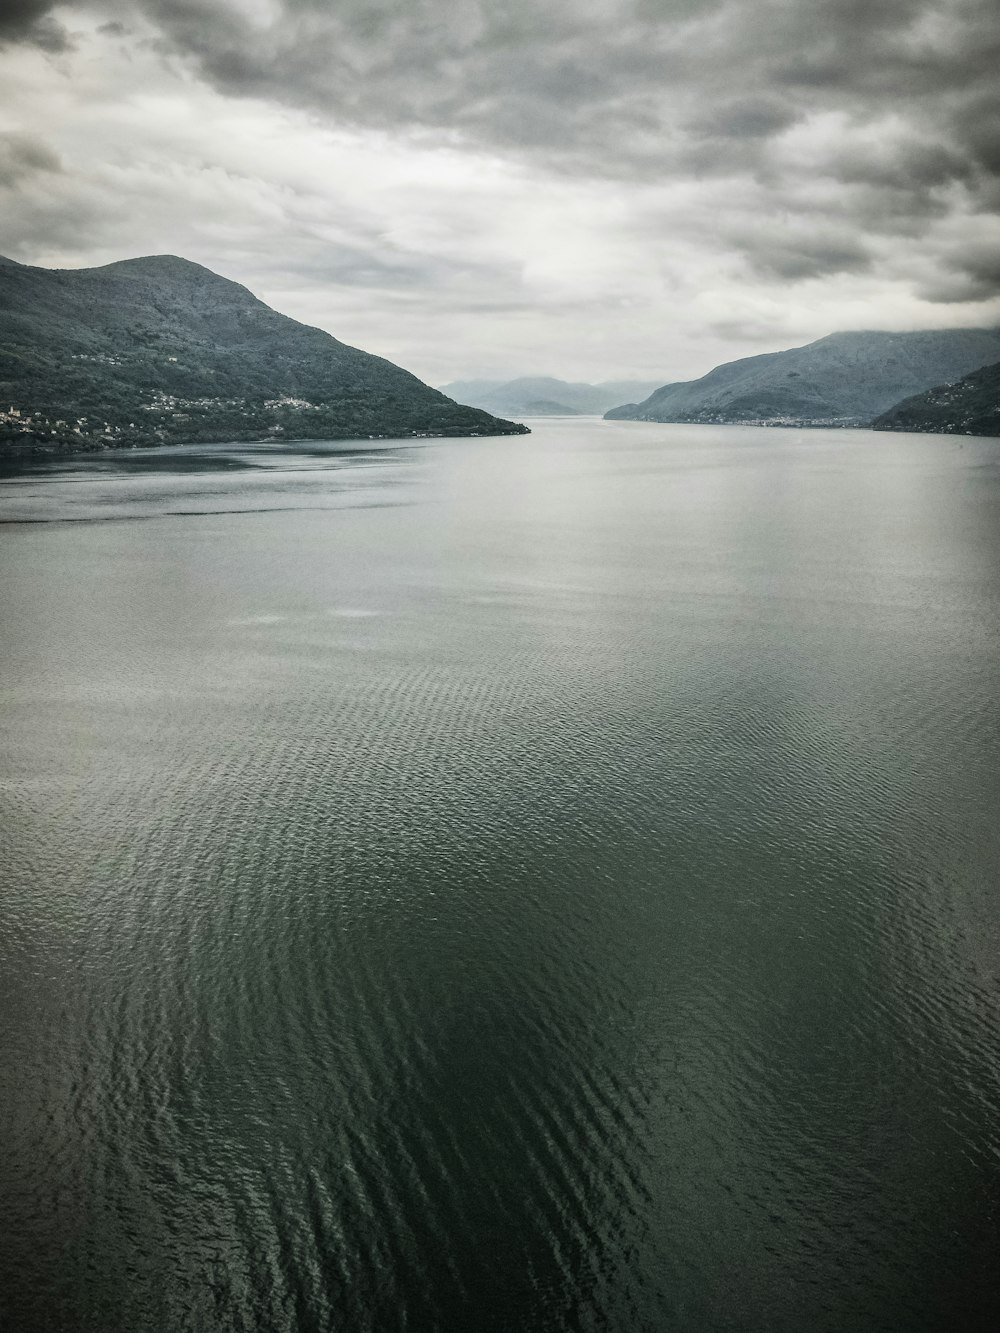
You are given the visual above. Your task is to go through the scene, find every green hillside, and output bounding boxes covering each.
[873,360,1000,437]
[0,254,527,453]
[605,329,1000,426]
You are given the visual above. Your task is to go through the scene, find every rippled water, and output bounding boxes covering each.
[2,420,999,1332]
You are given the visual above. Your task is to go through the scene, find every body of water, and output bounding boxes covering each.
[2,419,999,1330]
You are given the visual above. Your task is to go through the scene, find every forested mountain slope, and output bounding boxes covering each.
[873,360,1000,437]
[605,329,1000,427]
[0,254,527,452]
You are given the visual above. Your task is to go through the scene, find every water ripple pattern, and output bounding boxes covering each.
[2,421,1000,1331]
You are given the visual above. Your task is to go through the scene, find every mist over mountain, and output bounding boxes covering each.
[0,255,527,453]
[441,377,665,418]
[873,361,1000,437]
[605,330,1000,427]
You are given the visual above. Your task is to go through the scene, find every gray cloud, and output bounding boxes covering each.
[952,94,1000,177]
[743,233,872,283]
[0,0,70,50]
[5,5,998,259]
[122,3,995,158]
[255,236,523,298]
[0,131,62,187]
[95,0,995,295]
[0,0,998,382]
[687,98,801,143]
[921,241,1000,304]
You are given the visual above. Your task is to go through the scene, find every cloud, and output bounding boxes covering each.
[920,241,1000,304]
[0,0,71,50]
[118,2,998,179]
[687,97,801,143]
[0,131,63,187]
[96,0,997,303]
[0,3,997,382]
[740,231,873,283]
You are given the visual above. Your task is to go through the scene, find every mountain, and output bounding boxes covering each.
[0,255,527,453]
[872,360,1000,437]
[440,376,665,417]
[604,329,1000,427]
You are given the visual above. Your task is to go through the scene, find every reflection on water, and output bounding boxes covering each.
[2,420,999,1332]
[0,438,419,522]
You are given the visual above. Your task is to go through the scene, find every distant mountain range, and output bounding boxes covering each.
[605,329,1000,428]
[6,254,998,454]
[0,254,527,454]
[872,360,1000,437]
[440,376,665,417]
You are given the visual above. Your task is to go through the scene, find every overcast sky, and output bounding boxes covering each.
[2,1,999,385]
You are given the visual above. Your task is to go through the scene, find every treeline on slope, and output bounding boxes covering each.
[604,329,1000,429]
[872,360,1000,437]
[0,255,527,454]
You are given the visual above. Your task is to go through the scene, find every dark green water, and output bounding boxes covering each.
[2,420,999,1331]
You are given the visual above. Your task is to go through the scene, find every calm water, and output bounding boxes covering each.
[2,419,999,1332]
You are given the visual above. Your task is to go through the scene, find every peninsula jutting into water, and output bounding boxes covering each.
[0,254,528,455]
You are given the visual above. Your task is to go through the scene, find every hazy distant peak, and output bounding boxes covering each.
[441,375,665,417]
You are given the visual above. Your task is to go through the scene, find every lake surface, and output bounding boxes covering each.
[2,419,999,1331]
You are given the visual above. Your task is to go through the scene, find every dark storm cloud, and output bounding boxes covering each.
[921,242,1000,304]
[258,236,523,296]
[4,1,999,310]
[6,4,1000,188]
[740,231,872,282]
[124,3,995,149]
[830,139,974,195]
[11,4,1000,197]
[113,0,999,285]
[716,205,876,281]
[951,95,1000,177]
[758,241,872,283]
[687,98,800,142]
[0,0,70,49]
[0,131,62,186]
